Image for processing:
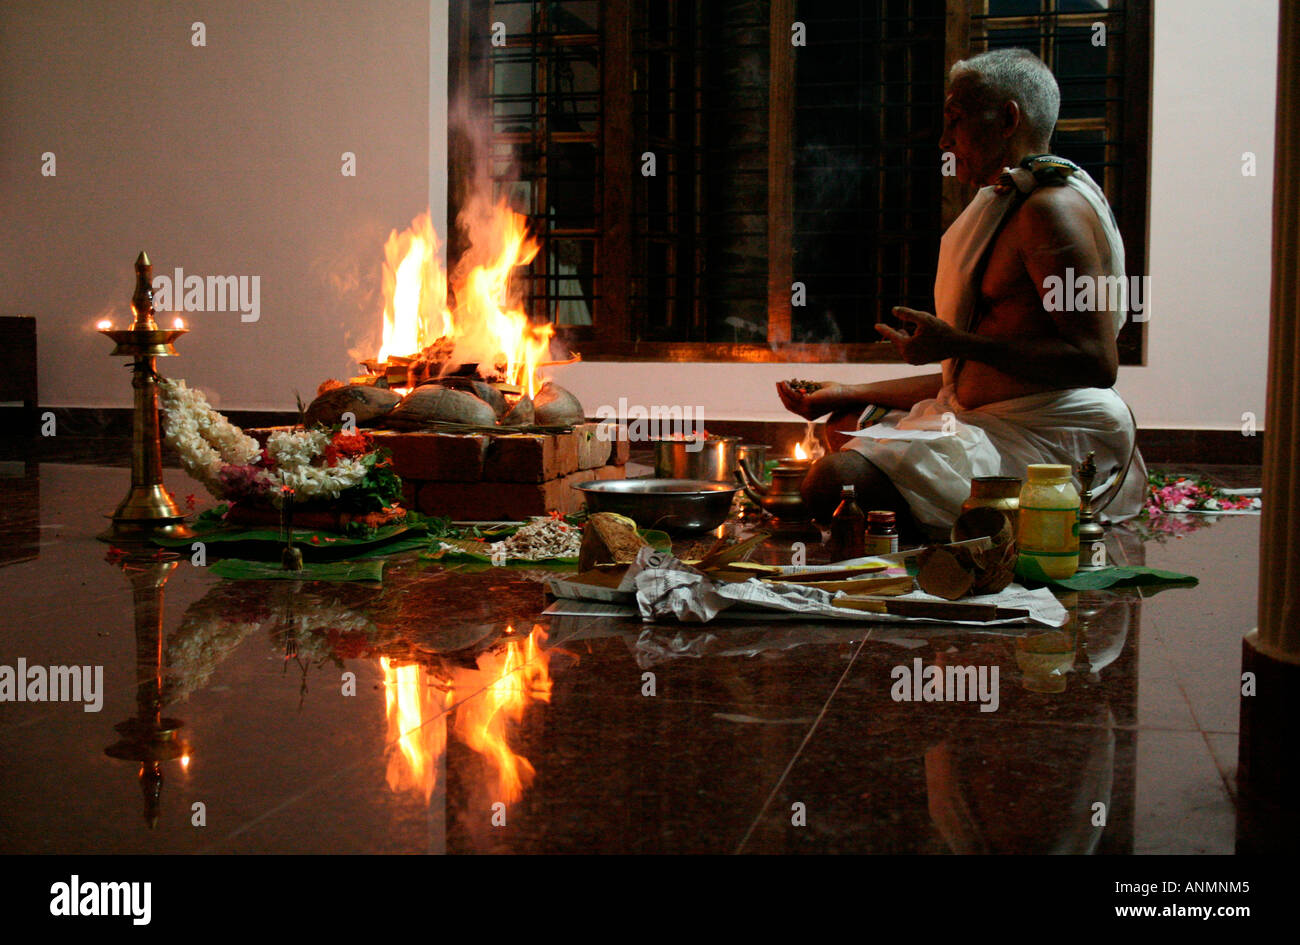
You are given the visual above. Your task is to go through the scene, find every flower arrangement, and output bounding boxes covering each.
[1131,472,1261,544]
[158,377,401,514]
[157,378,262,495]
[1144,472,1260,516]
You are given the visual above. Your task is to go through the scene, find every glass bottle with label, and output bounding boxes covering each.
[828,485,865,561]
[864,510,899,555]
[1016,464,1080,579]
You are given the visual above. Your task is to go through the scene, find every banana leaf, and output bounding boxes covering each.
[209,558,387,583]
[152,505,434,561]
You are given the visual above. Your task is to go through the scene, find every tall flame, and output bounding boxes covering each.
[376,212,451,364]
[374,206,555,397]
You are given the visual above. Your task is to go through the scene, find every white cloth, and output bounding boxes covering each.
[848,387,1146,529]
[848,159,1146,529]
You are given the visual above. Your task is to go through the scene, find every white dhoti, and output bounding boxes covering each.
[846,385,1147,530]
[845,156,1148,531]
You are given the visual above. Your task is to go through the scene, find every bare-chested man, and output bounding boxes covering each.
[777,48,1142,535]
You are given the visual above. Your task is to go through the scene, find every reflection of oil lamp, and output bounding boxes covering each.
[97,251,193,541]
[103,553,190,828]
[736,452,816,537]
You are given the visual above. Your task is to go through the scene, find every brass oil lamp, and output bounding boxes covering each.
[97,251,194,541]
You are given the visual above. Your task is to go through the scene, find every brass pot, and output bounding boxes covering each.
[961,476,1021,533]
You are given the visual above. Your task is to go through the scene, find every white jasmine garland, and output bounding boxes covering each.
[267,429,330,468]
[158,377,372,501]
[277,459,369,498]
[158,378,261,494]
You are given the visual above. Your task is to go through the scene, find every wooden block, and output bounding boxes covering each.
[401,480,420,509]
[370,431,487,482]
[483,432,579,482]
[611,426,631,465]
[574,423,613,469]
[565,463,624,489]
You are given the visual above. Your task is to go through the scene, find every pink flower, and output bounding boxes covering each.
[217,463,274,500]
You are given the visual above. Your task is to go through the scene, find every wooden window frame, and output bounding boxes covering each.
[448,0,1152,365]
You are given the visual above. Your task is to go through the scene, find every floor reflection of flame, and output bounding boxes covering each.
[455,625,553,805]
[380,626,552,806]
[380,657,449,802]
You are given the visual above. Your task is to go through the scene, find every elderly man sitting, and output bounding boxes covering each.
[778,48,1146,536]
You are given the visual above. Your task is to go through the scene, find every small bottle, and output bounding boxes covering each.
[864,510,899,555]
[828,485,866,561]
[1016,464,1081,579]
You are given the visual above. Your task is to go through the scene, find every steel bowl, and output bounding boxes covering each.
[573,478,739,535]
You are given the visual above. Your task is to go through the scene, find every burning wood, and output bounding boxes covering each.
[287,200,621,522]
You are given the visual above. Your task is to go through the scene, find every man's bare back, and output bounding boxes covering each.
[956,184,1115,408]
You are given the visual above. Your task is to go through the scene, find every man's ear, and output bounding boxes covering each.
[1000,99,1022,139]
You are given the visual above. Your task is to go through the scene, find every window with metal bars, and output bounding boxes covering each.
[792,0,948,344]
[448,0,1150,364]
[452,0,602,330]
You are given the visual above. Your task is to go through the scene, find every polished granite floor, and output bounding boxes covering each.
[0,445,1261,854]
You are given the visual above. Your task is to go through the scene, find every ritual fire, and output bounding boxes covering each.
[308,202,581,430]
[293,201,627,523]
[370,206,556,396]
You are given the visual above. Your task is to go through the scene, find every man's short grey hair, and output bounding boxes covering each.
[950,48,1060,144]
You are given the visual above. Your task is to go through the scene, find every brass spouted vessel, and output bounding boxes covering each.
[736,456,817,537]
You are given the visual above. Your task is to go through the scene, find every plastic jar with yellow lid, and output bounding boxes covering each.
[1016,464,1080,579]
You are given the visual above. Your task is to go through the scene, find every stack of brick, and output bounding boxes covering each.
[371,423,628,520]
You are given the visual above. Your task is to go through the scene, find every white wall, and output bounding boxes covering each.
[0,0,435,410]
[2,0,1277,432]
[1117,0,1277,430]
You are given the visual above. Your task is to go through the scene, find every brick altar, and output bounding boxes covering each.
[371,423,629,520]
